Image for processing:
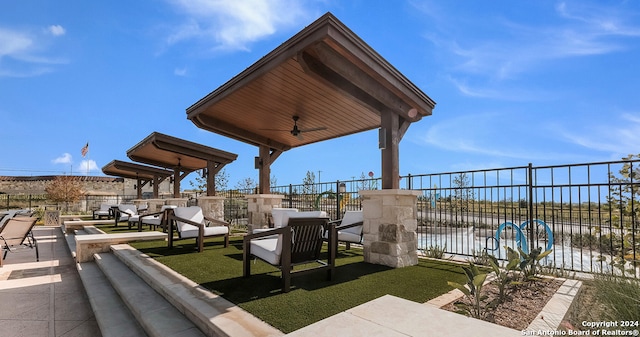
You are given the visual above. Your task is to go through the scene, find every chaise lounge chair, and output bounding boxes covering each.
[243,216,337,292]
[0,216,39,267]
[166,206,229,252]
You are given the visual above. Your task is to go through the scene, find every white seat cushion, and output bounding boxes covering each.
[142,217,162,226]
[337,231,362,244]
[250,237,281,265]
[180,224,229,238]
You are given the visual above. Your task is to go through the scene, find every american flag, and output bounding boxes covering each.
[81,142,89,157]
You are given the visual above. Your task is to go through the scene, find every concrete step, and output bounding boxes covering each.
[111,244,283,337]
[94,252,206,337]
[76,261,148,337]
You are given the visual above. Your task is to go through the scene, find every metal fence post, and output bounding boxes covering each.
[528,163,535,253]
[288,184,293,208]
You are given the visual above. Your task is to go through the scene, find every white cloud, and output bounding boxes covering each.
[52,153,72,164]
[0,28,32,57]
[556,113,640,155]
[166,0,313,51]
[0,26,66,77]
[47,25,66,36]
[78,160,98,173]
[418,112,576,162]
[415,1,640,84]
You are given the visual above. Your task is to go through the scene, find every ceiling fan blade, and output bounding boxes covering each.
[259,128,290,132]
[299,126,328,132]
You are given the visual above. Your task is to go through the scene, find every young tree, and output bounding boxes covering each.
[302,171,316,195]
[188,168,230,194]
[452,173,474,212]
[235,177,257,193]
[45,176,84,212]
[606,154,640,272]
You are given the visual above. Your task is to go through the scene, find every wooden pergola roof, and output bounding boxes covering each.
[101,160,172,199]
[126,132,238,197]
[186,12,435,191]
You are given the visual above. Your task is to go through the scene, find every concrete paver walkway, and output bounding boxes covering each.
[0,226,100,337]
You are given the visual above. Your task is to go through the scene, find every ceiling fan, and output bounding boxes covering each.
[262,116,328,139]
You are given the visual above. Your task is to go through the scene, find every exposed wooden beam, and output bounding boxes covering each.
[301,42,421,122]
[193,114,291,152]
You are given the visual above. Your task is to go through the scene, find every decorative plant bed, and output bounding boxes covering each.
[442,277,564,330]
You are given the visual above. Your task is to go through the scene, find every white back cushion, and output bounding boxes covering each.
[271,208,298,228]
[173,206,204,233]
[340,211,363,235]
[283,211,327,227]
[118,204,137,215]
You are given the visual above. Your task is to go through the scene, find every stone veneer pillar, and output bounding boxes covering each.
[164,198,188,207]
[132,199,149,211]
[143,199,165,212]
[360,189,421,268]
[245,194,284,231]
[197,196,225,221]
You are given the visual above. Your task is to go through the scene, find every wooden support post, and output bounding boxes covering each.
[381,111,400,189]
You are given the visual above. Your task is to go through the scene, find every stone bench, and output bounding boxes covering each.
[63,219,115,234]
[74,225,106,236]
[75,232,167,262]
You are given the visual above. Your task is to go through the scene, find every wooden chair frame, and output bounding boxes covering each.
[165,208,229,252]
[243,217,337,292]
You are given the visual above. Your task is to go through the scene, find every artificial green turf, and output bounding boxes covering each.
[130,235,467,333]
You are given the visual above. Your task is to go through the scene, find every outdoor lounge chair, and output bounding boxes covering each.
[113,204,139,228]
[139,205,177,231]
[243,216,336,292]
[326,210,363,250]
[92,203,114,220]
[0,216,39,267]
[166,206,229,252]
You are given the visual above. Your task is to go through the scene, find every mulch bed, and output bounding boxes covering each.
[442,278,564,330]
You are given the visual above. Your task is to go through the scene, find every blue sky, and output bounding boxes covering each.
[1,1,639,189]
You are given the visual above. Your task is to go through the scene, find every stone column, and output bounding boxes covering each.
[360,189,421,268]
[131,199,149,212]
[198,196,225,221]
[164,198,188,207]
[144,199,165,212]
[245,194,284,232]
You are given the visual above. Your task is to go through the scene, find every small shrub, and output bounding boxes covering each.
[512,246,552,281]
[488,249,520,303]
[447,262,492,319]
[422,244,447,259]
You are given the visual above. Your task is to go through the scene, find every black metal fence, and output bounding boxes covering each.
[3,159,638,276]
